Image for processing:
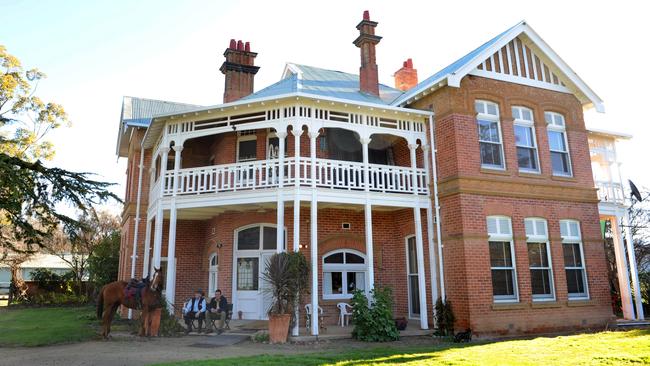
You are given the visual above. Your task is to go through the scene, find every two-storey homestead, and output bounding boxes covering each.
[115,11,644,336]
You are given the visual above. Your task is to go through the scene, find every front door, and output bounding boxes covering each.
[406,237,421,319]
[260,252,274,319]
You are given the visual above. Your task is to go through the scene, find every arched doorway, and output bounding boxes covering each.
[208,253,218,295]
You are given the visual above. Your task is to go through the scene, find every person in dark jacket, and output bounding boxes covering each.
[183,289,207,334]
[206,289,228,333]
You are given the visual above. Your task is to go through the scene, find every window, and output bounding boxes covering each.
[208,253,218,295]
[476,100,505,169]
[560,220,589,299]
[545,112,572,176]
[322,250,366,299]
[525,218,555,301]
[512,106,539,173]
[237,131,257,162]
[487,216,518,302]
[406,236,420,318]
[237,257,259,290]
[267,130,288,159]
[236,224,284,251]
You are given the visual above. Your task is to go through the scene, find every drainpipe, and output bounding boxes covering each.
[128,139,146,319]
[428,114,445,301]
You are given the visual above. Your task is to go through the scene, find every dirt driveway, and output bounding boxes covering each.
[0,333,435,366]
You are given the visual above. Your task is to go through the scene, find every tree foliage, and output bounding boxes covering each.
[0,44,119,255]
[87,229,120,289]
[43,210,120,295]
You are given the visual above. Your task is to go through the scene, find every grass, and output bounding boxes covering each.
[153,329,650,366]
[0,306,98,346]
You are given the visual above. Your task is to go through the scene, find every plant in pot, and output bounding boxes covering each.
[262,251,309,343]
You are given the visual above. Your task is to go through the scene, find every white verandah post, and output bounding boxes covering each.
[309,130,319,336]
[165,144,183,313]
[624,211,645,320]
[291,126,303,336]
[152,147,169,272]
[422,144,439,322]
[360,137,375,292]
[276,129,287,254]
[612,214,635,319]
[409,143,429,330]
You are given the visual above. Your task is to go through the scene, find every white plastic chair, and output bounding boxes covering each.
[305,304,324,331]
[337,302,353,327]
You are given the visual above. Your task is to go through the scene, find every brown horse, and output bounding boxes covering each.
[97,268,164,338]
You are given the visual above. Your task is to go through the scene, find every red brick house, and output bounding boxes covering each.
[115,12,642,336]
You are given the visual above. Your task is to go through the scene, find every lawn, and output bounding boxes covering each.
[154,329,650,366]
[0,306,98,346]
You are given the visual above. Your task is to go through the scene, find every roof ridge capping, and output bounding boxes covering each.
[392,20,604,113]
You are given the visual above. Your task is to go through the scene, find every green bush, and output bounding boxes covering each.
[30,292,89,305]
[31,268,73,293]
[434,297,456,336]
[251,331,270,343]
[351,286,399,342]
[87,231,120,289]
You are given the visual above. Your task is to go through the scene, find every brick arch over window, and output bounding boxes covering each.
[318,234,365,255]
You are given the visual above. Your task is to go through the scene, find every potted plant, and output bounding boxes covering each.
[262,252,309,343]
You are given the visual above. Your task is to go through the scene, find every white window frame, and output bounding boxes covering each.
[525,218,556,301]
[236,130,258,162]
[560,219,589,300]
[208,253,218,295]
[405,236,420,319]
[545,112,572,177]
[266,130,288,159]
[475,100,505,170]
[322,249,367,300]
[512,106,540,174]
[487,216,519,303]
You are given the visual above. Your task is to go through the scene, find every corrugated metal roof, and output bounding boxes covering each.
[392,21,521,106]
[243,63,403,105]
[122,96,202,125]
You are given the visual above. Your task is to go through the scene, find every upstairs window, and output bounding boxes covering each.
[267,130,288,159]
[560,220,589,299]
[487,216,518,302]
[512,106,539,173]
[525,218,555,301]
[323,249,366,299]
[475,100,505,170]
[545,112,572,176]
[237,130,257,162]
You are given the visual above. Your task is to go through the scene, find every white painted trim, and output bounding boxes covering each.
[469,69,571,94]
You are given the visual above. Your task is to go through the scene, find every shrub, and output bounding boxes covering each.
[30,292,89,305]
[351,286,399,342]
[251,331,270,343]
[31,268,73,293]
[87,231,120,289]
[434,297,455,336]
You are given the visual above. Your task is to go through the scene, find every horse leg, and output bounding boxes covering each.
[140,308,148,337]
[106,304,119,339]
[101,301,113,339]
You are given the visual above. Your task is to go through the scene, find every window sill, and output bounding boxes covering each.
[491,302,527,311]
[531,300,561,309]
[566,299,594,307]
[551,175,575,182]
[518,171,544,179]
[480,168,510,176]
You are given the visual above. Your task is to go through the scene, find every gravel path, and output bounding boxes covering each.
[0,333,436,366]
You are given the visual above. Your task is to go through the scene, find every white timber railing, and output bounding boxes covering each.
[160,158,428,197]
[596,180,625,205]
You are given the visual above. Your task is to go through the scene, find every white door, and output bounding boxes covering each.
[260,252,274,319]
[406,237,421,319]
[208,254,218,295]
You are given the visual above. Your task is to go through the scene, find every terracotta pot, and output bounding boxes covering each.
[268,313,291,343]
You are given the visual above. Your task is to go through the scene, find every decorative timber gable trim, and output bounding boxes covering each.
[394,21,605,113]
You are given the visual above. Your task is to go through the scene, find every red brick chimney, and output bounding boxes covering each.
[220,39,260,103]
[353,10,382,96]
[393,58,418,91]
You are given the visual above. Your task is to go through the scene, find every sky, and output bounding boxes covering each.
[1,0,649,214]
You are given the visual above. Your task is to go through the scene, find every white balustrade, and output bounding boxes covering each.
[159,158,428,197]
[596,181,625,204]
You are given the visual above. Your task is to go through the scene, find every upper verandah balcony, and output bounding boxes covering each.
[144,95,433,208]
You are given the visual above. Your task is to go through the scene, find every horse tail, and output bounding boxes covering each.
[97,286,104,319]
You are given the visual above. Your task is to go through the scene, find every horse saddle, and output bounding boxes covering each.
[124,279,148,308]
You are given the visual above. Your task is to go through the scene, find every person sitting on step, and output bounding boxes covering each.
[183,289,207,334]
[206,289,228,334]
